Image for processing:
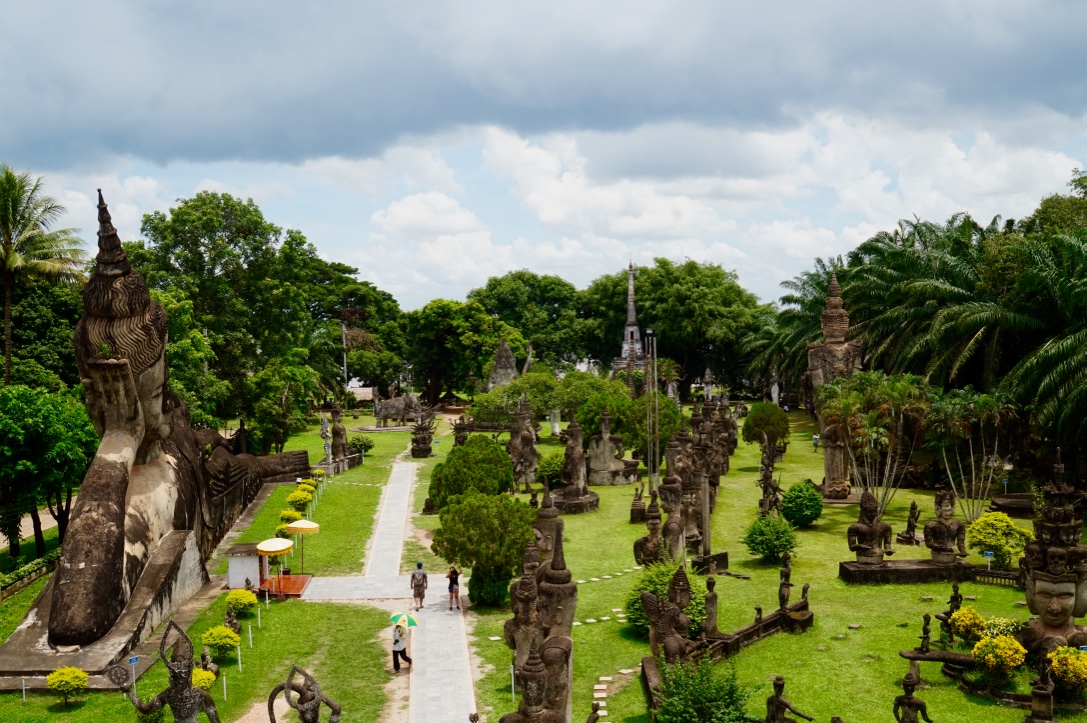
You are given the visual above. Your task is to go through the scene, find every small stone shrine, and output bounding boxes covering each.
[553,420,599,514]
[839,491,973,584]
[630,481,646,523]
[804,271,863,500]
[587,410,626,486]
[267,664,342,723]
[487,338,521,391]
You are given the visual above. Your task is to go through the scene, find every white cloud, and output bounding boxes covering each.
[370,192,485,239]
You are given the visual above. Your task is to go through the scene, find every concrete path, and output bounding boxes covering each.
[302,457,477,723]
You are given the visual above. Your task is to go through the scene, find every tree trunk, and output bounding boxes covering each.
[29,506,44,558]
[4,274,11,385]
[47,488,72,542]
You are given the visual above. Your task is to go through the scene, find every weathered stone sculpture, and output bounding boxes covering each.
[375,392,421,427]
[411,408,436,458]
[499,642,564,723]
[702,575,720,638]
[330,406,348,461]
[763,676,814,722]
[847,490,895,563]
[633,494,664,566]
[778,554,794,611]
[804,272,863,499]
[267,664,342,723]
[915,614,931,654]
[658,475,686,562]
[587,411,625,486]
[453,416,469,446]
[1025,657,1056,723]
[924,489,967,563]
[224,604,240,635]
[896,501,923,546]
[511,399,539,492]
[487,338,521,391]
[113,621,220,723]
[630,481,646,523]
[757,437,783,518]
[39,192,309,653]
[736,402,749,418]
[892,668,932,723]
[200,646,219,679]
[641,566,699,664]
[320,416,332,463]
[505,543,545,674]
[935,582,963,644]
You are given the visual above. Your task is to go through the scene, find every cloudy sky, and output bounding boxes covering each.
[4,1,1086,309]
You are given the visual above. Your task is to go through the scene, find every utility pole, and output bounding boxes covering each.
[341,321,349,389]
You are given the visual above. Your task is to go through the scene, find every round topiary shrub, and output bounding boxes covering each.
[279,509,302,524]
[741,402,790,448]
[780,480,823,527]
[968,512,1033,571]
[201,625,241,660]
[297,483,316,495]
[47,666,88,706]
[275,523,290,539]
[225,589,259,616]
[428,435,514,510]
[623,558,707,639]
[741,511,797,562]
[349,434,376,455]
[286,490,313,512]
[191,668,216,690]
[1050,646,1087,699]
[536,452,564,489]
[950,606,986,642]
[972,635,1026,684]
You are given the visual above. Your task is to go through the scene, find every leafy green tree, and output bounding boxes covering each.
[741,402,790,448]
[432,490,535,606]
[0,385,97,557]
[623,393,683,462]
[580,259,761,394]
[468,270,585,367]
[552,371,622,420]
[428,435,514,510]
[780,480,824,527]
[243,354,322,454]
[0,166,85,385]
[9,279,83,387]
[741,511,797,561]
[575,386,634,439]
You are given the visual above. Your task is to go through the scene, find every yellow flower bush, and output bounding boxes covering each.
[950,606,986,641]
[972,635,1027,681]
[297,483,316,495]
[1050,647,1087,698]
[191,668,216,690]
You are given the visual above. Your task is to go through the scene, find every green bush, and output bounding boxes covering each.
[537,452,565,488]
[623,558,707,639]
[428,435,514,510]
[0,548,63,589]
[286,489,313,512]
[349,434,376,454]
[983,617,1025,639]
[225,589,259,615]
[968,512,1033,571]
[201,625,241,659]
[47,666,87,706]
[275,524,290,539]
[780,480,823,527]
[432,490,535,606]
[191,668,216,690]
[297,483,316,495]
[741,402,790,447]
[279,509,303,524]
[741,511,797,562]
[656,656,754,723]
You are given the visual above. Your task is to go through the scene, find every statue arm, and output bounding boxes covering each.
[783,700,814,721]
[267,682,286,722]
[919,700,933,723]
[893,699,903,722]
[201,689,221,723]
[124,687,165,715]
[324,696,343,723]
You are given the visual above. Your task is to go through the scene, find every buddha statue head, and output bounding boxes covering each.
[933,489,956,521]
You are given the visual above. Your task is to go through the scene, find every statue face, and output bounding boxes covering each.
[647,518,661,535]
[1032,579,1077,627]
[935,498,955,521]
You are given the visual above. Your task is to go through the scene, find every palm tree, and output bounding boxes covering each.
[0,166,85,384]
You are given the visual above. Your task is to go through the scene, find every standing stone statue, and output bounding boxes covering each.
[112,621,220,723]
[1025,656,1056,723]
[587,410,626,485]
[923,489,967,563]
[702,575,720,638]
[411,408,437,458]
[560,421,588,499]
[778,554,794,611]
[453,416,469,446]
[935,582,963,643]
[633,494,664,566]
[658,475,686,562]
[896,501,923,546]
[630,481,646,523]
[641,566,699,664]
[892,668,932,723]
[804,272,863,499]
[487,338,521,391]
[224,604,240,635]
[320,416,332,464]
[330,406,348,461]
[915,614,932,654]
[512,398,539,492]
[763,676,814,723]
[267,664,342,723]
[847,490,895,563]
[757,437,783,517]
[499,642,564,723]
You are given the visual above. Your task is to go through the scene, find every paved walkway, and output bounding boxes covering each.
[303,458,476,723]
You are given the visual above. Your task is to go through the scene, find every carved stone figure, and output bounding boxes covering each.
[924,489,967,563]
[320,416,332,463]
[1026,656,1056,723]
[375,393,421,427]
[935,582,963,643]
[44,192,310,650]
[487,338,521,391]
[847,490,895,563]
[411,408,437,458]
[630,481,646,523]
[587,411,625,486]
[892,668,932,723]
[505,544,545,674]
[234,418,248,455]
[200,646,219,679]
[915,614,931,654]
[736,402,749,418]
[113,621,220,723]
[453,416,469,446]
[896,501,923,546]
[658,475,686,562]
[757,436,783,517]
[560,421,589,499]
[703,575,719,638]
[330,407,348,461]
[634,494,664,566]
[224,604,240,635]
[499,642,564,723]
[763,676,814,722]
[779,558,794,611]
[805,272,863,499]
[641,566,699,664]
[267,664,342,723]
[510,398,539,492]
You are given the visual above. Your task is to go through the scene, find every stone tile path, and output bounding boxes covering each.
[302,458,477,722]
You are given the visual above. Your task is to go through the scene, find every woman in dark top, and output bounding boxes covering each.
[446,566,461,610]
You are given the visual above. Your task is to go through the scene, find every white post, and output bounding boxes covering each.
[237,645,242,672]
[22,677,25,703]
[511,663,515,703]
[258,606,262,627]
[223,673,227,701]
[249,623,253,648]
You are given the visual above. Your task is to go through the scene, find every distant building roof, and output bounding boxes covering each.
[226,543,261,556]
[348,387,374,401]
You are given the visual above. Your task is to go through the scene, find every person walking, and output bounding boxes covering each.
[392,623,412,673]
[411,562,428,611]
[812,434,820,452]
[446,565,461,610]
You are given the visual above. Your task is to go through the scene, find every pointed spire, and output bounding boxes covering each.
[626,262,637,325]
[94,189,131,278]
[820,269,849,343]
[827,271,841,298]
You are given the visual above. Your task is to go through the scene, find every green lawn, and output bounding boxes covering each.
[0,593,391,722]
[463,410,1079,723]
[0,526,60,575]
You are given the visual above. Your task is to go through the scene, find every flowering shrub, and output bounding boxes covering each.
[972,636,1026,682]
[297,483,316,495]
[967,512,1032,571]
[982,617,1024,640]
[950,606,986,641]
[201,625,241,659]
[225,589,258,615]
[191,668,216,690]
[279,509,302,524]
[286,490,313,512]
[1050,647,1087,699]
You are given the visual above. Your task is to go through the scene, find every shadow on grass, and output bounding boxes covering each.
[48,699,88,713]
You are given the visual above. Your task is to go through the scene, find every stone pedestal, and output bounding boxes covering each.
[691,551,730,575]
[784,610,814,633]
[552,492,599,515]
[839,559,975,585]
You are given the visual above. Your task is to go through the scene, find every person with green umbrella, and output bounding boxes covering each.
[392,620,412,673]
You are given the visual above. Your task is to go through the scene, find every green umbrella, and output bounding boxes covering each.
[389,612,419,628]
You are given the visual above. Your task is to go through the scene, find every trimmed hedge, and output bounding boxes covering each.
[1,548,62,589]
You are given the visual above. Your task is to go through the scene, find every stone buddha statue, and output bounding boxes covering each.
[633,493,664,566]
[923,489,967,563]
[846,490,894,564]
